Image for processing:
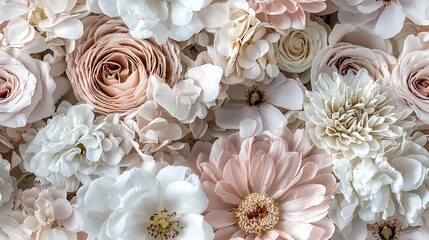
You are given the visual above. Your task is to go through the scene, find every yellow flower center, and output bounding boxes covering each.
[234,192,280,236]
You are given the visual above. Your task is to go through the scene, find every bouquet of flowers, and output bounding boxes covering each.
[0,0,429,239]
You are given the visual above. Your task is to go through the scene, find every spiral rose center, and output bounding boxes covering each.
[245,85,268,107]
[0,78,13,99]
[147,208,182,240]
[235,192,280,236]
[371,219,401,240]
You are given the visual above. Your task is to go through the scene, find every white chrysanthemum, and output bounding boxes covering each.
[21,103,134,191]
[304,69,411,159]
[207,0,280,85]
[329,134,429,240]
[0,155,15,219]
[88,0,211,44]
[77,166,213,240]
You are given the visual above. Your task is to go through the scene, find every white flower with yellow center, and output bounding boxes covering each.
[304,69,412,159]
[77,165,213,240]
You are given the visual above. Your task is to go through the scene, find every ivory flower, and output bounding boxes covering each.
[215,73,304,137]
[87,0,211,43]
[66,15,181,116]
[207,0,280,85]
[21,103,135,191]
[329,133,429,239]
[390,32,429,124]
[77,166,213,240]
[198,128,336,240]
[305,69,412,159]
[151,64,223,124]
[331,0,429,39]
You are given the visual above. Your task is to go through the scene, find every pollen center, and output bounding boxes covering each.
[234,192,280,236]
[245,85,268,107]
[371,219,401,240]
[147,208,182,240]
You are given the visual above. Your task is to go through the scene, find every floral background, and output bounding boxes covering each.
[0,0,429,239]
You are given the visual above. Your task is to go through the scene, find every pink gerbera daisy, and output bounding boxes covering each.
[198,127,336,240]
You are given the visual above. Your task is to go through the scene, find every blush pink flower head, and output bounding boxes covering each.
[248,0,327,34]
[198,127,336,240]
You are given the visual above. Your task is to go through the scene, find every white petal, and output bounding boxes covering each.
[266,80,304,110]
[164,181,208,214]
[374,4,406,39]
[54,18,83,40]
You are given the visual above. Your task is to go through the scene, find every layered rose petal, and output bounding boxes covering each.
[67,15,181,116]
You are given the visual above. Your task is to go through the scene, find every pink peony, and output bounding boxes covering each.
[248,0,327,34]
[198,128,336,240]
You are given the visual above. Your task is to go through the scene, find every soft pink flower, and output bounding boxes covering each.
[198,128,336,240]
[390,32,429,124]
[248,0,327,34]
[66,15,181,116]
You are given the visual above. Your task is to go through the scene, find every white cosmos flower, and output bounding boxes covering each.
[329,133,429,240]
[77,165,213,240]
[215,73,304,137]
[304,69,412,160]
[88,0,211,44]
[21,103,135,192]
[331,0,429,39]
[151,64,223,124]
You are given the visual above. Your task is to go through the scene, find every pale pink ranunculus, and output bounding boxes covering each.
[198,127,336,240]
[66,15,181,116]
[0,47,60,128]
[311,24,396,90]
[248,0,327,34]
[390,32,429,124]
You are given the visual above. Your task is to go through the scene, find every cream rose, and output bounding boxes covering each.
[0,47,58,128]
[66,15,181,116]
[276,21,327,83]
[311,24,396,90]
[390,32,429,124]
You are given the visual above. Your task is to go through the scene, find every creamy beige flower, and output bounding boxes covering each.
[66,15,181,116]
[276,21,327,83]
[207,0,280,85]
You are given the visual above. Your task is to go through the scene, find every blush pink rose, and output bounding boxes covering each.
[248,0,327,33]
[66,15,181,116]
[0,47,59,128]
[390,32,429,124]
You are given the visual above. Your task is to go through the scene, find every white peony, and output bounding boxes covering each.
[88,0,211,44]
[77,165,213,240]
[329,133,429,240]
[304,69,412,160]
[21,103,135,191]
[0,155,15,219]
[151,64,223,124]
[206,0,280,85]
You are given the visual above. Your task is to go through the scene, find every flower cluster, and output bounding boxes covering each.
[1,0,429,239]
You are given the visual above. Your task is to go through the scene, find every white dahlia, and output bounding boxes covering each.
[21,103,135,191]
[304,69,412,159]
[329,133,429,239]
[77,166,213,240]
